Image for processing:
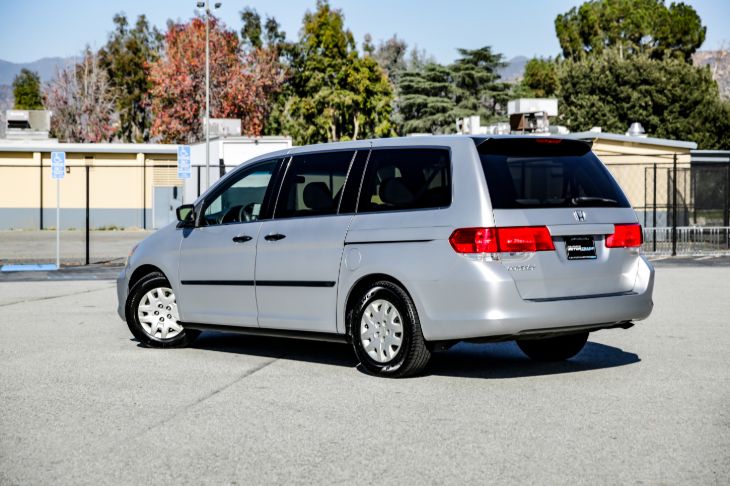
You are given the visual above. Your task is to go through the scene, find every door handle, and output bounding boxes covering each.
[232,235,252,243]
[264,233,286,241]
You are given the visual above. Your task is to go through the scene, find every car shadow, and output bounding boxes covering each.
[183,332,639,379]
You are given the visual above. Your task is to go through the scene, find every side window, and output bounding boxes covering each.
[202,161,276,226]
[358,148,451,213]
[274,151,355,219]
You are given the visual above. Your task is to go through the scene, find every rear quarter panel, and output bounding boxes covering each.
[336,137,494,335]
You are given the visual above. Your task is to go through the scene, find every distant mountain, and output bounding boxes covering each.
[0,57,74,85]
[693,50,730,100]
[498,56,528,83]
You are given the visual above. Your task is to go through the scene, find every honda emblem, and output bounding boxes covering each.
[573,210,587,222]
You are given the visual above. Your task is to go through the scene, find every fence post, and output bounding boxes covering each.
[39,155,44,230]
[85,165,90,266]
[197,165,201,197]
[722,162,730,250]
[725,162,730,227]
[672,154,677,256]
[142,158,147,229]
[652,163,657,252]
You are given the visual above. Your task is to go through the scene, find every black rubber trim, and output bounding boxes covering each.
[181,280,254,286]
[525,291,638,302]
[181,322,347,343]
[460,321,634,344]
[256,280,336,287]
[181,280,335,287]
[344,239,432,245]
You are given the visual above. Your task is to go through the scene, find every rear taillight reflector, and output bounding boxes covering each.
[606,223,643,248]
[449,226,554,254]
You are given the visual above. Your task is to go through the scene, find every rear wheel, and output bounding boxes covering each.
[516,332,589,361]
[348,280,431,378]
[125,272,199,348]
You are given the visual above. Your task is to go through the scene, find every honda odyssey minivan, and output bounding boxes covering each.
[117,136,654,377]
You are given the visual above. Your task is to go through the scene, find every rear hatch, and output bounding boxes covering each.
[477,137,641,300]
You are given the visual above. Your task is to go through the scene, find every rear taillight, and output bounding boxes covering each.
[448,228,498,253]
[449,226,554,254]
[606,223,643,248]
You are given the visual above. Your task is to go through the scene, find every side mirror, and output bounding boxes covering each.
[176,204,195,228]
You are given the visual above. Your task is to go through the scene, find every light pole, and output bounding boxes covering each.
[196,1,221,190]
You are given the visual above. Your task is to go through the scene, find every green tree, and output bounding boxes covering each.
[12,69,43,110]
[240,8,263,48]
[451,46,509,119]
[98,13,162,142]
[558,52,730,149]
[555,0,705,62]
[398,63,458,134]
[397,46,510,134]
[521,58,559,97]
[279,1,393,144]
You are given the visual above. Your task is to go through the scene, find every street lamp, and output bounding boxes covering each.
[195,0,222,190]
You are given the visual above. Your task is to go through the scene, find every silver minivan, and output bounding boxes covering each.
[117,136,654,377]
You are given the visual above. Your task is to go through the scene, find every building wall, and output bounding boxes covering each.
[0,150,178,230]
[591,139,692,227]
[0,138,291,230]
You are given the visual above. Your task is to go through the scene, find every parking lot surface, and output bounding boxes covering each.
[0,230,150,266]
[1,266,728,484]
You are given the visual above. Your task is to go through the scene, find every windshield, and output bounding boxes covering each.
[477,138,630,209]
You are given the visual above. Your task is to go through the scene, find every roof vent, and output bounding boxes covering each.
[626,122,647,137]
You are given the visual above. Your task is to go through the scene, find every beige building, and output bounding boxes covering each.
[566,131,697,227]
[0,136,291,230]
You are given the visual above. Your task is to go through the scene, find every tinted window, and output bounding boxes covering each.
[202,161,276,225]
[358,148,451,213]
[478,139,630,209]
[274,151,355,218]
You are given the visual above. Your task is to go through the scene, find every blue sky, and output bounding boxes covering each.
[1,0,728,63]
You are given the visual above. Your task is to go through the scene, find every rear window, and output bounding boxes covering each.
[477,138,630,209]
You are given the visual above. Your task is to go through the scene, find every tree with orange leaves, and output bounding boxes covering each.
[148,16,283,144]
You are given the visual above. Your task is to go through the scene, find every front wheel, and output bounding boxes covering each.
[516,331,589,361]
[348,281,431,378]
[125,272,199,348]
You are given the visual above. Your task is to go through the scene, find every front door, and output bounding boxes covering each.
[177,160,277,326]
[255,150,357,332]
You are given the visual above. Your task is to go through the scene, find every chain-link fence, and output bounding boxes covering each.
[0,162,241,266]
[1,152,729,265]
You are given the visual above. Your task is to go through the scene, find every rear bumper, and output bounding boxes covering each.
[414,255,654,341]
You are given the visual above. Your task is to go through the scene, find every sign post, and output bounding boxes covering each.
[51,152,65,269]
[177,145,191,180]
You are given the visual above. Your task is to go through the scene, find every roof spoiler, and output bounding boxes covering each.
[473,137,593,156]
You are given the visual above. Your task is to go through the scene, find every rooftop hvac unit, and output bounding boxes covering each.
[507,98,558,117]
[205,118,242,138]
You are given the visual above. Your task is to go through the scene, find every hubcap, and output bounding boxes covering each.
[360,299,403,363]
[137,287,182,340]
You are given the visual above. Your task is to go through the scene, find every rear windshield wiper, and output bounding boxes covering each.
[571,196,618,206]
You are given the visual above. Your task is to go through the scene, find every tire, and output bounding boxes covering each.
[125,271,200,348]
[516,331,589,361]
[348,280,431,378]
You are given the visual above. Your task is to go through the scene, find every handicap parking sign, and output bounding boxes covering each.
[51,152,66,180]
[177,145,191,179]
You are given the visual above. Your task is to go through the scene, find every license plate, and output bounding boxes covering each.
[565,236,596,260]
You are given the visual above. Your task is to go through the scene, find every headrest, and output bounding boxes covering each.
[379,178,413,206]
[303,181,334,211]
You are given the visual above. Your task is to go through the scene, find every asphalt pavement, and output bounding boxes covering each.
[0,265,728,484]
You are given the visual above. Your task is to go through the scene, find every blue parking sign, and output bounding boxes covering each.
[177,145,191,179]
[51,152,65,179]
